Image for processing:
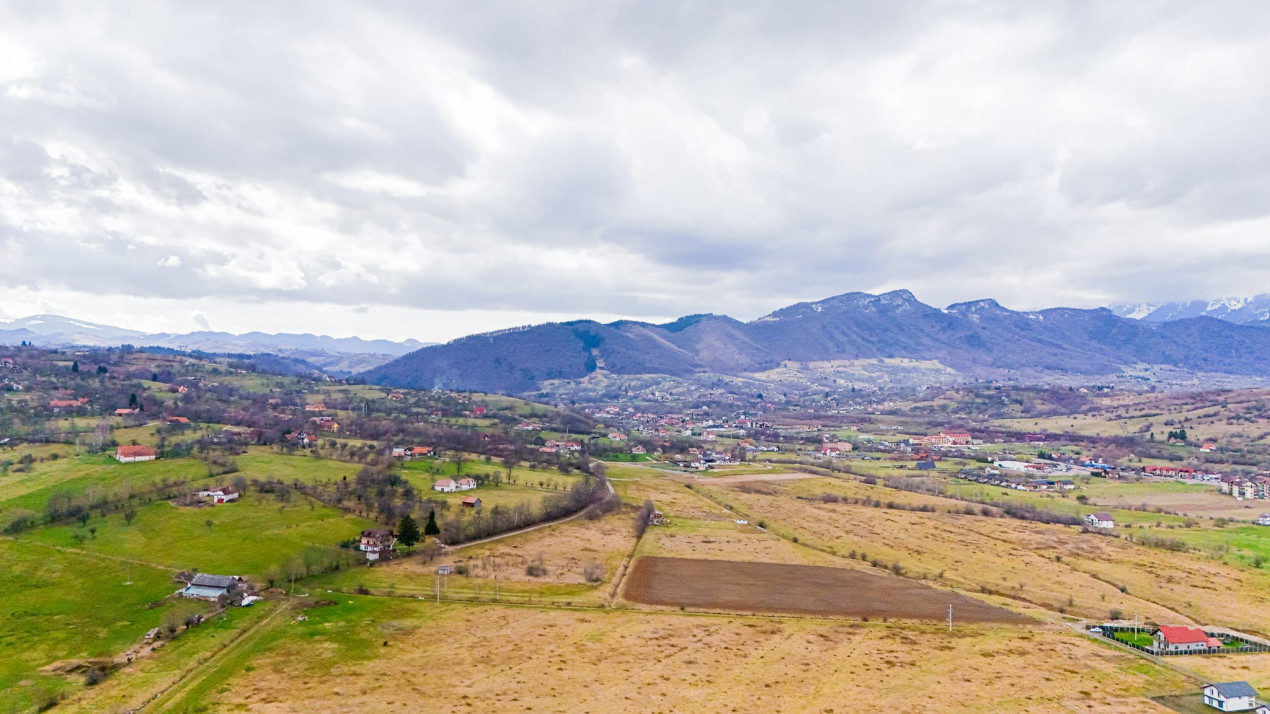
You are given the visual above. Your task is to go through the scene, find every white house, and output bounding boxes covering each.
[1155,626,1219,653]
[1203,681,1258,711]
[197,486,240,504]
[433,478,458,493]
[455,477,477,491]
[359,529,395,561]
[115,445,157,463]
[1085,512,1115,529]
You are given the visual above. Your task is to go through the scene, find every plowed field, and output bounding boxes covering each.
[624,556,1030,623]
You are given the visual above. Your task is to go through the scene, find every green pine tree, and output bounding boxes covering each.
[424,509,440,537]
[397,514,421,548]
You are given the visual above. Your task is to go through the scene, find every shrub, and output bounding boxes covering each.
[526,563,548,577]
[583,563,604,583]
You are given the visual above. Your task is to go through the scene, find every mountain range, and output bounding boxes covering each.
[1109,294,1270,324]
[362,290,1270,393]
[0,315,430,376]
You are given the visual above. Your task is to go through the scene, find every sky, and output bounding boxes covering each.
[4,2,1270,343]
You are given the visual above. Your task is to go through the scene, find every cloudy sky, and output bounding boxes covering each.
[3,2,1270,342]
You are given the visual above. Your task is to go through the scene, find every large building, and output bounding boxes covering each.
[115,445,157,463]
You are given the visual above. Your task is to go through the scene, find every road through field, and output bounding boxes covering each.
[140,600,291,712]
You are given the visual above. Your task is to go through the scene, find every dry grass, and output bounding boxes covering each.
[205,601,1188,713]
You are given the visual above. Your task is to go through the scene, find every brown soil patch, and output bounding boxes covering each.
[624,556,1030,623]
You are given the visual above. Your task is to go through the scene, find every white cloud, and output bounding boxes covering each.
[2,0,1270,338]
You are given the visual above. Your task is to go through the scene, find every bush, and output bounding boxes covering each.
[583,563,604,583]
[526,563,548,577]
[1109,608,1124,621]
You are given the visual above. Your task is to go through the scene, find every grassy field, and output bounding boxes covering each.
[0,539,184,712]
[0,453,210,523]
[20,491,378,580]
[175,598,1189,712]
[694,475,1270,632]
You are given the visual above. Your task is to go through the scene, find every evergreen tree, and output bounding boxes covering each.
[424,509,440,537]
[71,360,79,373]
[397,514,421,547]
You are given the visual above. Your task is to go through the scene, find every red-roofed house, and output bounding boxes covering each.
[1154,626,1217,653]
[115,445,157,463]
[461,496,482,508]
[433,478,457,493]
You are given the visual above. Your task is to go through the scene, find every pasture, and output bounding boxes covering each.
[175,598,1190,713]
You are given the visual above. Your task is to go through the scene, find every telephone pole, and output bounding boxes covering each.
[948,604,953,632]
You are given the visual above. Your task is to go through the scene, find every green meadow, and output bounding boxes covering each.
[0,539,181,712]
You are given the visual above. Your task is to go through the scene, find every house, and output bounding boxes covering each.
[631,445,647,455]
[433,478,457,492]
[436,565,453,575]
[1057,479,1077,491]
[305,403,326,412]
[455,478,477,491]
[166,416,191,425]
[289,431,321,447]
[1202,442,1218,453]
[180,573,241,600]
[461,496,482,508]
[359,529,395,561]
[916,460,936,471]
[608,432,627,440]
[391,447,408,458]
[1203,681,1258,711]
[114,408,139,416]
[388,392,405,400]
[197,486,239,504]
[311,416,340,432]
[1085,512,1114,529]
[1155,626,1219,653]
[409,446,432,458]
[0,357,14,368]
[115,445,157,463]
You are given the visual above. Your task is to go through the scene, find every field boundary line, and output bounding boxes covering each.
[137,599,291,711]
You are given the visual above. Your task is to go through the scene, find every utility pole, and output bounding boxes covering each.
[948,604,953,632]
[435,574,439,603]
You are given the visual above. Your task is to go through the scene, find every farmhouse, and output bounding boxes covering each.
[433,479,457,493]
[197,486,239,504]
[1155,626,1220,653]
[180,573,241,600]
[1085,513,1115,529]
[1202,681,1258,711]
[166,416,191,425]
[114,408,139,416]
[359,529,395,560]
[461,496,482,508]
[311,416,340,432]
[115,445,157,463]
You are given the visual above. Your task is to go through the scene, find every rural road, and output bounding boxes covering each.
[139,600,291,711]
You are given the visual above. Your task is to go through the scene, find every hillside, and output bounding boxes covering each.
[362,290,1270,393]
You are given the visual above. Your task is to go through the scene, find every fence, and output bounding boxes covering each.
[1093,624,1270,655]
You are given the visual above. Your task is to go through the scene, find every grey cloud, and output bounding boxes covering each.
[3,1,1270,326]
